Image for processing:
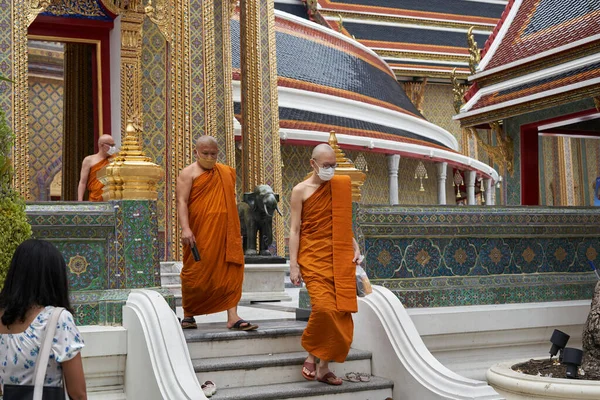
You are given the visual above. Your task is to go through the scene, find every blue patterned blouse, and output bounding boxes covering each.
[0,306,85,389]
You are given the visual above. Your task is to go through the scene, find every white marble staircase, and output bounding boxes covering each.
[184,319,394,400]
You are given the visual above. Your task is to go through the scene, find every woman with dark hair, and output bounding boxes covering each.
[0,239,87,399]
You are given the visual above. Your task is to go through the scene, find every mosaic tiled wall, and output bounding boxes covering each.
[26,200,172,326]
[358,205,599,308]
[141,18,168,253]
[28,79,63,200]
[422,84,462,153]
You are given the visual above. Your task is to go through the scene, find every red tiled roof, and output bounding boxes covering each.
[482,0,600,71]
[480,0,514,59]
[471,62,600,110]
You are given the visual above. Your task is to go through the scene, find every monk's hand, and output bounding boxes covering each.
[182,227,195,247]
[290,263,302,286]
[353,248,362,264]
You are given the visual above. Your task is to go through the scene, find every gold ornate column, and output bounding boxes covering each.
[146,0,193,258]
[120,10,145,133]
[206,0,236,167]
[168,0,192,259]
[239,0,284,255]
[12,1,48,199]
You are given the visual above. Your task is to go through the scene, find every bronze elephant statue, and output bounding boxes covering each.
[237,184,282,256]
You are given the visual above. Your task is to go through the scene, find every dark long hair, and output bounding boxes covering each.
[0,239,73,327]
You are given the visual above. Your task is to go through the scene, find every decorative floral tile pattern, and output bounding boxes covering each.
[26,201,169,325]
[358,205,600,307]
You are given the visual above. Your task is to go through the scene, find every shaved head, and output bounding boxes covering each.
[98,134,115,146]
[311,143,335,161]
[196,135,218,149]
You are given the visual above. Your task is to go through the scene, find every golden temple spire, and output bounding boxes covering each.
[97,120,163,200]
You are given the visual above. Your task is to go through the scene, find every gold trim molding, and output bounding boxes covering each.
[319,10,496,31]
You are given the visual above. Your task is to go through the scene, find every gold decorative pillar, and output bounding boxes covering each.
[145,0,193,258]
[168,0,192,259]
[120,10,145,133]
[12,1,49,199]
[239,0,284,255]
[212,0,236,167]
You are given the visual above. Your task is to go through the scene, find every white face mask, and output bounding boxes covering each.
[317,166,335,181]
[107,146,118,156]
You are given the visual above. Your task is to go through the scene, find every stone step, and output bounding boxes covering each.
[185,319,306,359]
[207,376,393,400]
[88,389,127,400]
[193,349,372,389]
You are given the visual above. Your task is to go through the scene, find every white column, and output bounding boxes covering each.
[387,154,400,205]
[436,162,448,205]
[484,178,494,205]
[465,170,477,205]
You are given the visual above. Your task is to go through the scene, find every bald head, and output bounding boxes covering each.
[311,143,335,160]
[196,135,218,149]
[98,134,115,147]
[310,143,337,179]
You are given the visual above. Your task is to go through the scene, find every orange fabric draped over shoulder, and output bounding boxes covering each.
[298,175,357,363]
[180,163,244,316]
[87,158,110,202]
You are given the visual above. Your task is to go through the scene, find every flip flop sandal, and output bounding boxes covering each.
[358,372,371,382]
[181,317,197,329]
[317,372,343,386]
[342,372,360,383]
[229,319,258,331]
[301,361,317,381]
[201,380,217,397]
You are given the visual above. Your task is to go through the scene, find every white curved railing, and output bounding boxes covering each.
[123,289,205,400]
[353,286,504,400]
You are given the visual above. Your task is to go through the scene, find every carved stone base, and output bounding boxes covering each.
[240,263,292,303]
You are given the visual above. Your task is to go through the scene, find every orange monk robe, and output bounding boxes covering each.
[180,163,245,316]
[87,158,110,202]
[298,175,357,363]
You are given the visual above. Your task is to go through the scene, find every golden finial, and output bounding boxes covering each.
[97,119,163,200]
[451,68,466,114]
[336,14,344,33]
[467,27,481,74]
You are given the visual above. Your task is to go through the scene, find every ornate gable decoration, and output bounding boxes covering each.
[41,0,114,21]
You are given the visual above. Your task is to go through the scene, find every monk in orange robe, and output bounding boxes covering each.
[289,144,361,386]
[176,135,258,331]
[77,134,117,201]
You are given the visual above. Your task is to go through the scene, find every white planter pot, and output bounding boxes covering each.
[487,359,600,400]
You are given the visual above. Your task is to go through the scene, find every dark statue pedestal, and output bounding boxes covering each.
[244,255,287,264]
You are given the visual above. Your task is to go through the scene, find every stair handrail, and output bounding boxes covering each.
[353,285,504,400]
[123,289,206,400]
